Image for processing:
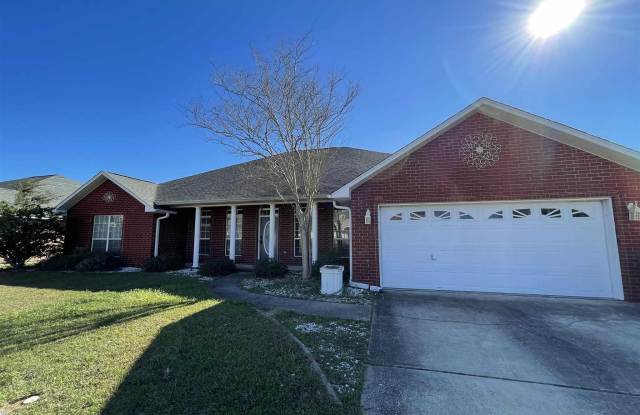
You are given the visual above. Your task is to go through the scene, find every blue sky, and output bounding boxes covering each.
[1,0,638,183]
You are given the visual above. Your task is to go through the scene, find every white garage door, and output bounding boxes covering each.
[379,200,621,298]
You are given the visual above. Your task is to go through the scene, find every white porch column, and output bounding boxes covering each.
[192,207,201,268]
[268,203,276,259]
[311,201,318,263]
[229,205,237,262]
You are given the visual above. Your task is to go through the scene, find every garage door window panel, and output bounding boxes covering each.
[541,208,562,218]
[434,210,451,220]
[512,208,532,219]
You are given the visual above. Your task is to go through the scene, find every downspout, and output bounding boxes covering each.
[154,212,171,257]
[332,201,354,287]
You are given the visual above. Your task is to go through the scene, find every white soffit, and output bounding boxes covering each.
[330,98,640,199]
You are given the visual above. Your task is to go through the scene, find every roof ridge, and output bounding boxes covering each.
[159,146,389,186]
[107,171,157,185]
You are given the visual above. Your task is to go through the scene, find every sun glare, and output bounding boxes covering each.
[528,0,586,39]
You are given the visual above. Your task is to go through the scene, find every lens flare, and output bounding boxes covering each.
[528,0,586,38]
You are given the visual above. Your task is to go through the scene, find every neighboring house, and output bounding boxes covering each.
[55,98,640,301]
[0,175,81,207]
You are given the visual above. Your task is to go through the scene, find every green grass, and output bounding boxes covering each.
[275,311,370,414]
[0,271,350,414]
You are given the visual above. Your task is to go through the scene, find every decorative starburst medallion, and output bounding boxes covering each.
[460,132,501,169]
[102,191,115,203]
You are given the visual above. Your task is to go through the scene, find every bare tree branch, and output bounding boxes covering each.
[186,37,358,278]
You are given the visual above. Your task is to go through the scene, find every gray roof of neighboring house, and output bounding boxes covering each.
[0,175,81,207]
[155,147,390,205]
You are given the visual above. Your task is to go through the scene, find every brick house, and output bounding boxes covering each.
[56,98,640,301]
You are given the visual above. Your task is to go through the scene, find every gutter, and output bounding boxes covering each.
[154,211,175,257]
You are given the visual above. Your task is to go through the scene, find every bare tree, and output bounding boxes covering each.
[188,38,358,279]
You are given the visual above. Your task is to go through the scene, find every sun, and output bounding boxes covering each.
[528,0,586,39]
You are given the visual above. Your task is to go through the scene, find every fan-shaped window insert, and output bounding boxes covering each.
[489,210,503,219]
[541,208,561,218]
[389,213,403,221]
[459,211,474,220]
[571,209,590,218]
[409,210,426,220]
[512,208,532,219]
[434,210,451,220]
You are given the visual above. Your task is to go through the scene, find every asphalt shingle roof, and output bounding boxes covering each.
[155,147,389,205]
[0,175,81,207]
[107,172,159,207]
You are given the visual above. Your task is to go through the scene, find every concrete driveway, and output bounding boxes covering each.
[362,291,640,414]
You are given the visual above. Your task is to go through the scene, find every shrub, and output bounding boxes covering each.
[74,252,122,272]
[39,248,92,271]
[312,248,350,282]
[254,259,288,279]
[143,255,185,272]
[199,259,236,277]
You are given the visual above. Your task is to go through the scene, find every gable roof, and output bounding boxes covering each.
[0,175,81,207]
[331,98,640,199]
[156,147,390,205]
[54,171,163,213]
[54,148,390,211]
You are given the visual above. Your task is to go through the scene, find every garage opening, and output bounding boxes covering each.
[379,200,622,299]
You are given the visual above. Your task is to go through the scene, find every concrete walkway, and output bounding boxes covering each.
[206,275,371,321]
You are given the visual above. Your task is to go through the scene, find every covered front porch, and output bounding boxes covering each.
[156,202,349,269]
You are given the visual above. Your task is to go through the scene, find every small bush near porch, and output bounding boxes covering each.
[0,272,360,414]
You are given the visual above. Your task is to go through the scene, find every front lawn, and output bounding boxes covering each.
[0,272,357,414]
[241,274,375,304]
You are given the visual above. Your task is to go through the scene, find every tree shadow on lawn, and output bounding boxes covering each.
[0,300,196,355]
[0,271,211,300]
[101,301,341,415]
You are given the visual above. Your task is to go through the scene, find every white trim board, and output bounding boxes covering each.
[331,98,640,200]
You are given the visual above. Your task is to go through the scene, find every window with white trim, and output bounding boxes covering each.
[225,208,243,257]
[92,215,123,255]
[333,209,350,257]
[200,210,211,256]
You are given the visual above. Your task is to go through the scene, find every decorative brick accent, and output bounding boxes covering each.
[65,180,156,267]
[351,112,640,301]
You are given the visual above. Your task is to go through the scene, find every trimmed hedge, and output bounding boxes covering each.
[143,256,185,272]
[199,259,236,277]
[74,252,122,272]
[254,259,288,279]
[39,248,92,271]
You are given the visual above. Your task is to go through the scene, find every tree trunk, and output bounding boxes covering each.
[300,219,311,279]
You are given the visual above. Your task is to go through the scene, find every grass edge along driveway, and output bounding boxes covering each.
[0,272,366,415]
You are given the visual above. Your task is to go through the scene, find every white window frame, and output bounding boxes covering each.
[91,215,123,255]
[199,209,212,256]
[225,208,243,257]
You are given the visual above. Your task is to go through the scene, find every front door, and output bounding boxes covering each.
[258,208,278,260]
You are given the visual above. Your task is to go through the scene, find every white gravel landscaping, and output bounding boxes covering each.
[277,312,370,404]
[241,273,375,304]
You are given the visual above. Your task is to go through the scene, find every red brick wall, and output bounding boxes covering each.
[66,180,156,267]
[350,112,640,300]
